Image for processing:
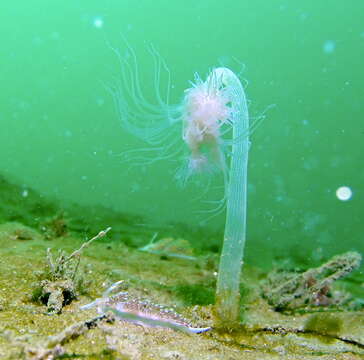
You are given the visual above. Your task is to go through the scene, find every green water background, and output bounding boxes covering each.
[1,1,363,268]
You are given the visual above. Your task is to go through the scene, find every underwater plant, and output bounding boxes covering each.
[111,44,253,328]
[262,251,362,311]
[33,227,111,313]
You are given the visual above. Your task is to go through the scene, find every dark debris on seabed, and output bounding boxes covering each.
[0,174,363,359]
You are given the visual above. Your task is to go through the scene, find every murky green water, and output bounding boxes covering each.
[0,3,363,358]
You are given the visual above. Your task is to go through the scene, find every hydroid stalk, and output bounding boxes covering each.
[212,68,249,328]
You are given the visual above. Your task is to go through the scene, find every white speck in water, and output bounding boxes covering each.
[93,17,103,28]
[64,130,72,138]
[130,182,140,193]
[299,12,308,22]
[323,40,336,54]
[96,97,105,106]
[32,36,43,46]
[22,189,28,198]
[50,32,60,40]
[336,186,353,201]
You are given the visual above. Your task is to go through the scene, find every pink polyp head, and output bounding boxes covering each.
[182,74,231,177]
[184,84,229,144]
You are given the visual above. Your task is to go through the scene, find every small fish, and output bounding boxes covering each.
[139,234,197,261]
[81,281,211,334]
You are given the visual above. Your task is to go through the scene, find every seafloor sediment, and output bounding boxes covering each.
[0,176,363,359]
